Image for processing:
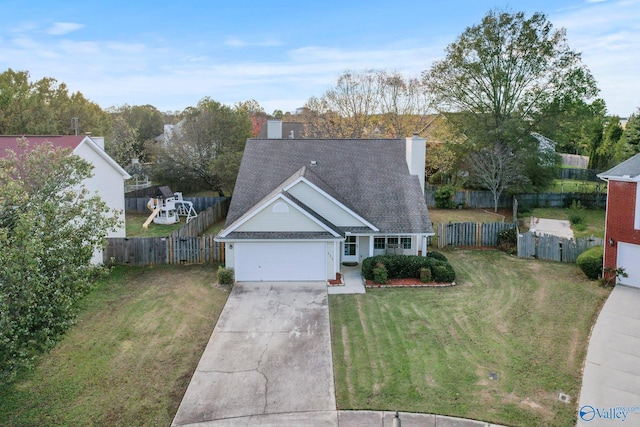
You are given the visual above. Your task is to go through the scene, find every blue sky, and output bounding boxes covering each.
[1,0,639,117]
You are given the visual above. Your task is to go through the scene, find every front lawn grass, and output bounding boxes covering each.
[0,265,230,426]
[330,250,610,426]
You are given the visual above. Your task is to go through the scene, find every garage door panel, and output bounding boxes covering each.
[235,242,326,281]
[617,243,640,288]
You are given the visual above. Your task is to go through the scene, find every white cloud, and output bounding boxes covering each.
[46,22,84,36]
[224,36,282,48]
[551,0,640,115]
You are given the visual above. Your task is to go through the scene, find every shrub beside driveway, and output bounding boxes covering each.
[330,249,610,427]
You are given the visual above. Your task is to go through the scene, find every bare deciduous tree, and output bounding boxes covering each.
[303,69,433,138]
[468,141,528,212]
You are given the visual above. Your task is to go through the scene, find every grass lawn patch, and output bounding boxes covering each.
[528,207,605,239]
[330,250,610,426]
[126,212,184,237]
[0,265,230,426]
[202,219,226,235]
[547,179,606,194]
[429,208,511,226]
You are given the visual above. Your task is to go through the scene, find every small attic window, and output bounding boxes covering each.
[272,201,289,213]
[310,160,317,166]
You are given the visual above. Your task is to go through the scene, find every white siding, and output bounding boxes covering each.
[328,241,338,279]
[358,236,369,263]
[288,181,367,227]
[74,143,127,238]
[73,141,128,265]
[225,242,235,270]
[236,199,326,232]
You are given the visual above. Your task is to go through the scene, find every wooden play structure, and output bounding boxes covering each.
[143,186,198,229]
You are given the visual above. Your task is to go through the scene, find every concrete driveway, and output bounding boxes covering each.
[577,285,640,426]
[171,281,337,426]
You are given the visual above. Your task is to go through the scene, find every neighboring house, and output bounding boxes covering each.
[215,133,434,282]
[597,153,640,287]
[256,119,305,139]
[0,135,131,264]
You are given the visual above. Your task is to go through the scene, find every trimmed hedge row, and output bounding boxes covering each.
[362,252,455,283]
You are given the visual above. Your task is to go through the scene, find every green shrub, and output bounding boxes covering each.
[497,227,517,254]
[426,251,448,262]
[568,200,585,225]
[362,255,456,283]
[576,246,604,280]
[420,267,432,283]
[373,263,388,284]
[434,185,456,209]
[573,223,587,232]
[217,266,234,285]
[517,202,532,216]
[432,261,456,282]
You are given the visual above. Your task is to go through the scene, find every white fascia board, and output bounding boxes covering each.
[597,173,640,182]
[284,176,379,232]
[75,136,131,179]
[214,236,342,243]
[347,232,436,237]
[217,193,341,238]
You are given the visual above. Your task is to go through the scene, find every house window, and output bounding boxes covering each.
[374,237,385,249]
[344,235,356,256]
[387,237,398,246]
[401,237,412,249]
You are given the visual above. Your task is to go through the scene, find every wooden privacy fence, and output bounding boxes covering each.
[105,197,230,265]
[172,198,230,238]
[424,191,606,210]
[517,232,603,263]
[125,196,227,213]
[437,222,515,249]
[104,235,224,265]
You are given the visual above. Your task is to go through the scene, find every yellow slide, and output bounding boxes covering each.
[143,207,162,229]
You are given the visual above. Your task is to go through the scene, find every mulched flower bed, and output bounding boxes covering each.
[328,273,343,286]
[365,278,456,288]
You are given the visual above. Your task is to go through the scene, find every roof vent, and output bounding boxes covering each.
[310,160,317,166]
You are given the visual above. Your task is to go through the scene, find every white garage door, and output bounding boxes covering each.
[234,242,327,281]
[617,243,640,288]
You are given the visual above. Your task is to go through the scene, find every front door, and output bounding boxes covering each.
[342,235,358,264]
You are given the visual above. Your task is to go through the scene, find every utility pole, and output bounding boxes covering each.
[71,117,79,135]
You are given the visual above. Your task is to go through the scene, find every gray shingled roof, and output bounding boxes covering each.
[598,153,640,180]
[223,138,433,236]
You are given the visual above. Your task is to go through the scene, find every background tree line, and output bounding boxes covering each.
[2,8,640,200]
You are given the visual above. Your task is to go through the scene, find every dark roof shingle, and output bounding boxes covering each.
[225,138,433,235]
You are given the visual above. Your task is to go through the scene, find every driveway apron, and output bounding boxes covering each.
[577,285,640,426]
[172,281,337,426]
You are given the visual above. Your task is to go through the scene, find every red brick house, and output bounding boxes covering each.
[598,153,640,287]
